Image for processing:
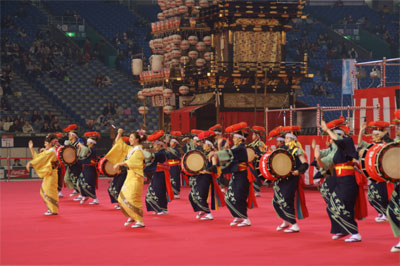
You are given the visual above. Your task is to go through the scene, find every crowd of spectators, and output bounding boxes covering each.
[85,101,128,132]
[0,109,63,134]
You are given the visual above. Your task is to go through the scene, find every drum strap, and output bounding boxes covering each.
[156,163,174,201]
[238,162,258,209]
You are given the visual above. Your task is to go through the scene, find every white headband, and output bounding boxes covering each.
[277,137,285,142]
[193,136,199,141]
[372,130,381,135]
[205,140,214,148]
[69,132,77,138]
[214,131,222,135]
[87,138,97,145]
[233,133,246,140]
[285,133,296,140]
[333,129,344,135]
[171,139,179,144]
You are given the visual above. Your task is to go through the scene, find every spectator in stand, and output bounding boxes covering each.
[12,159,23,167]
[0,97,10,111]
[324,61,333,80]
[22,109,30,122]
[30,109,42,124]
[40,121,51,133]
[348,48,358,59]
[9,118,22,133]
[2,15,14,29]
[22,121,34,133]
[313,71,323,84]
[3,116,13,131]
[51,122,62,132]
[103,74,112,87]
[94,73,104,88]
[103,102,115,117]
[127,28,135,40]
[311,84,322,96]
[2,83,12,96]
[17,27,27,39]
[115,50,125,70]
[64,9,72,16]
[122,32,128,44]
[114,102,124,116]
[85,39,91,56]
[43,111,53,124]
[114,33,121,45]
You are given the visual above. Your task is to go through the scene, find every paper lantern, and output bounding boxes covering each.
[196,58,206,67]
[203,36,211,45]
[178,5,188,14]
[180,56,190,64]
[150,55,164,72]
[195,41,206,51]
[199,0,209,8]
[171,34,182,45]
[163,105,174,114]
[188,50,198,59]
[172,49,182,58]
[163,88,173,98]
[170,58,180,67]
[154,86,164,95]
[176,0,183,5]
[138,106,149,115]
[131,59,143,75]
[185,0,194,7]
[180,40,190,50]
[142,88,152,97]
[204,52,211,61]
[179,85,189,95]
[137,90,146,100]
[188,35,198,45]
[157,12,165,20]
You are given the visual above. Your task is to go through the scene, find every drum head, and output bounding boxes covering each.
[381,146,400,180]
[271,152,293,177]
[104,160,118,176]
[246,147,256,162]
[62,146,77,164]
[186,152,205,172]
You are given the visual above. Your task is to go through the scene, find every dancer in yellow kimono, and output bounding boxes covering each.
[26,134,60,215]
[105,128,147,228]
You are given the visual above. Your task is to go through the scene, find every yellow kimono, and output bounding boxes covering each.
[30,149,59,214]
[105,138,145,222]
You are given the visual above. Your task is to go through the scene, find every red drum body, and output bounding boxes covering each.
[97,157,118,177]
[56,145,77,165]
[364,142,400,183]
[259,149,294,181]
[246,147,256,162]
[180,150,207,176]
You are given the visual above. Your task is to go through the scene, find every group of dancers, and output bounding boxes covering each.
[26,111,400,252]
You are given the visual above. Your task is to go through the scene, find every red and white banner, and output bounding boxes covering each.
[353,86,399,135]
[8,168,30,179]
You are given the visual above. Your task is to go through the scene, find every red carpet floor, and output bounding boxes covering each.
[1,179,399,266]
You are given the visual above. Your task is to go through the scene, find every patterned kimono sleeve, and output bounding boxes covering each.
[320,145,336,169]
[124,148,144,175]
[215,148,235,170]
[77,145,91,160]
[105,138,131,164]
[30,150,56,178]
[357,140,370,150]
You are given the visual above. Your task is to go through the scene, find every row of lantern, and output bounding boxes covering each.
[139,105,174,115]
[137,68,171,81]
[137,85,190,100]
[160,0,217,9]
[150,35,211,49]
[158,0,215,10]
[138,86,190,99]
[151,17,181,32]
